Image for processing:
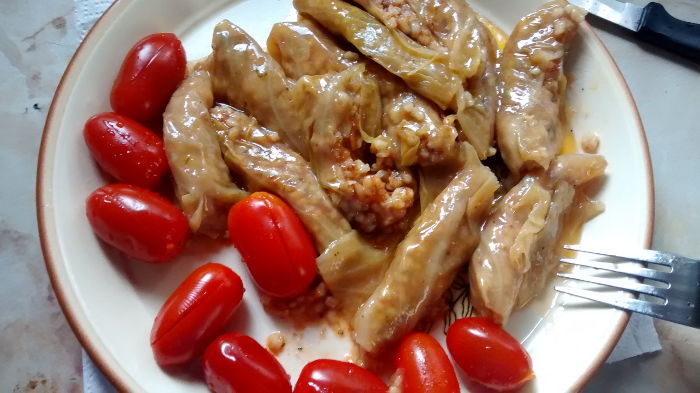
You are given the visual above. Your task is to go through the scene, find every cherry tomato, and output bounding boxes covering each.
[84,112,168,189]
[203,332,292,393]
[396,333,459,393]
[150,263,244,366]
[110,33,186,125]
[293,359,387,393]
[227,192,317,298]
[85,184,188,263]
[446,318,533,391]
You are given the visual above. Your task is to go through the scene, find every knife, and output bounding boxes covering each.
[568,0,700,62]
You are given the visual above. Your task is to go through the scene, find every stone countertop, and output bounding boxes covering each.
[0,0,698,392]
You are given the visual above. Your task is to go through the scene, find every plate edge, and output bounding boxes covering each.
[35,8,657,393]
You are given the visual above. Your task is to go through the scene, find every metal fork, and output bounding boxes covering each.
[554,245,700,328]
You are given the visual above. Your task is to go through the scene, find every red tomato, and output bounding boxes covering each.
[227,192,317,298]
[293,359,387,393]
[203,332,291,393]
[85,184,188,263]
[150,263,244,366]
[84,112,169,189]
[110,33,186,125]
[397,333,459,393]
[446,318,533,391]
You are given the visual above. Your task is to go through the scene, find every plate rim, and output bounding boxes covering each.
[36,1,655,391]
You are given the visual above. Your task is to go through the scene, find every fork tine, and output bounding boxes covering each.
[557,272,667,298]
[560,258,672,283]
[555,286,666,319]
[564,245,675,266]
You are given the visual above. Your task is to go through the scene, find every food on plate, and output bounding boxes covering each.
[581,132,600,153]
[516,155,606,304]
[469,176,553,324]
[210,105,351,250]
[316,230,392,312]
[163,70,248,236]
[296,64,417,232]
[549,152,607,186]
[82,0,603,390]
[353,144,499,352]
[267,20,461,169]
[294,359,388,393]
[496,0,586,176]
[373,91,461,170]
[515,181,575,303]
[83,112,169,189]
[350,0,435,48]
[469,1,597,324]
[396,332,460,393]
[150,263,244,366]
[265,331,286,355]
[227,192,318,298]
[268,19,463,220]
[447,317,533,391]
[214,20,416,232]
[203,332,292,393]
[211,21,308,157]
[85,184,188,263]
[470,153,606,324]
[294,0,463,112]
[266,20,354,79]
[110,33,186,126]
[352,0,499,160]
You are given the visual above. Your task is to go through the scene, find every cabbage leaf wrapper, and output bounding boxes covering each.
[352,143,498,352]
[163,70,247,236]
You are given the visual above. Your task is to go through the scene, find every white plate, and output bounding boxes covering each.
[37,0,654,392]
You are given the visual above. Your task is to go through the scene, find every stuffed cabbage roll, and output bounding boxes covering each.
[469,176,552,324]
[162,70,248,236]
[353,143,498,352]
[435,0,498,161]
[317,231,394,311]
[549,153,607,186]
[293,0,463,111]
[269,19,396,98]
[209,105,351,250]
[355,0,498,159]
[294,64,416,232]
[211,21,309,157]
[268,20,461,169]
[417,155,467,211]
[470,152,606,324]
[210,105,396,310]
[355,0,480,71]
[295,0,497,160]
[515,181,574,306]
[376,93,460,168]
[352,0,438,48]
[267,20,357,80]
[497,1,586,176]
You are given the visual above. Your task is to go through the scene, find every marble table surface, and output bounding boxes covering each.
[0,0,698,392]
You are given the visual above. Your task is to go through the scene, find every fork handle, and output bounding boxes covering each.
[638,2,700,63]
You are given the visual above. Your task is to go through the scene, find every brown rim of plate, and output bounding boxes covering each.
[36,4,655,393]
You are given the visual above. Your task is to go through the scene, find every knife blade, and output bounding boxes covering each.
[569,0,644,31]
[568,0,700,62]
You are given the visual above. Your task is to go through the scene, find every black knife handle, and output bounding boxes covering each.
[638,2,700,62]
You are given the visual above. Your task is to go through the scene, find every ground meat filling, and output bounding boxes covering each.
[369,0,437,47]
[331,162,415,233]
